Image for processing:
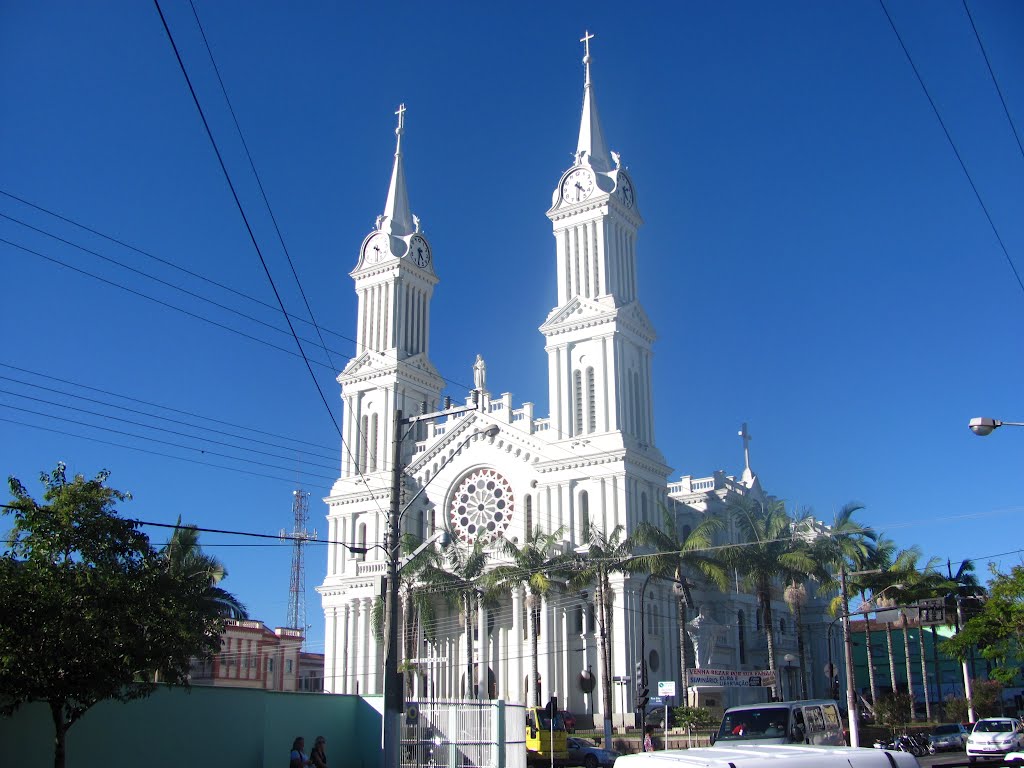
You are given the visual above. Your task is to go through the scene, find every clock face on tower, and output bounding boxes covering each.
[409,234,431,268]
[561,168,594,204]
[618,175,635,209]
[364,232,390,265]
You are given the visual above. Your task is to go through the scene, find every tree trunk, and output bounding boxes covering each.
[902,622,916,722]
[864,614,878,707]
[50,702,67,768]
[919,626,932,721]
[761,588,778,701]
[885,622,898,695]
[795,602,808,699]
[677,592,689,695]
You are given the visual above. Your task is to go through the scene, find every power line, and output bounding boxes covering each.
[186,0,339,374]
[962,0,1024,163]
[0,361,336,451]
[0,416,322,485]
[0,403,336,482]
[152,0,341,436]
[878,0,1024,299]
[0,211,350,361]
[0,372,337,463]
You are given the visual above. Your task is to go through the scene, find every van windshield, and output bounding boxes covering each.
[717,707,791,741]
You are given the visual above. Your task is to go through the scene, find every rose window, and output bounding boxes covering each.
[449,468,514,545]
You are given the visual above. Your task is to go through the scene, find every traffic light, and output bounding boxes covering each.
[635,660,649,711]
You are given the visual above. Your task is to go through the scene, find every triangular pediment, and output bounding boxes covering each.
[539,295,613,334]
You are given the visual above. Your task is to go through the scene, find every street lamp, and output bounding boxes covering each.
[968,417,1024,436]
[782,654,797,701]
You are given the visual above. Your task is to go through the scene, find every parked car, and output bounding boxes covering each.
[567,736,618,768]
[966,717,1024,762]
[929,722,969,752]
[644,706,675,727]
[561,710,577,733]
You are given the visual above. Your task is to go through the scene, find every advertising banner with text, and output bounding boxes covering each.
[685,669,777,688]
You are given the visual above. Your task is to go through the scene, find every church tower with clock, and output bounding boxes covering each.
[336,104,444,484]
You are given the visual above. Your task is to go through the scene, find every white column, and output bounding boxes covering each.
[364,597,378,693]
[349,599,360,694]
[511,587,524,703]
[324,606,337,693]
[477,603,488,699]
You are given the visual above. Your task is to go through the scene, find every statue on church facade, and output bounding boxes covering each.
[686,608,724,669]
[473,354,487,392]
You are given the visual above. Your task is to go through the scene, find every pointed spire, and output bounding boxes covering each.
[380,103,414,237]
[575,31,613,174]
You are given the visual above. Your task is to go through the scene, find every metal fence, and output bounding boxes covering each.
[401,700,526,768]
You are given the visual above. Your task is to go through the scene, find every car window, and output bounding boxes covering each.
[976,720,1013,732]
[804,706,825,732]
[822,704,840,729]
[934,724,959,734]
[718,707,790,740]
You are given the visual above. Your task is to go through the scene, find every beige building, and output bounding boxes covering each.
[190,619,307,691]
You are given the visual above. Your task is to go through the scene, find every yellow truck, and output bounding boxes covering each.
[526,705,568,766]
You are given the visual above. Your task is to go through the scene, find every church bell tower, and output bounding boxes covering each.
[337,105,444,481]
[541,34,658,453]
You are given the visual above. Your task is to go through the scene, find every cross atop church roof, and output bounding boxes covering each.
[381,103,414,237]
[575,31,613,174]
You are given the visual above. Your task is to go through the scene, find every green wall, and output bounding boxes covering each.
[0,685,382,768]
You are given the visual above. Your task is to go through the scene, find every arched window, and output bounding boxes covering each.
[525,495,533,540]
[682,524,692,542]
[780,617,786,635]
[578,491,590,542]
[357,522,367,561]
[738,610,747,664]
[358,415,369,472]
[573,370,583,435]
[369,413,379,471]
[574,606,584,634]
[586,367,596,433]
[640,492,648,523]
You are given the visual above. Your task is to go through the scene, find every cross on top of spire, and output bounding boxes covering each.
[395,103,406,136]
[580,30,594,86]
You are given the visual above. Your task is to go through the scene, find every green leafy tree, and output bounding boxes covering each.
[944,564,1023,685]
[630,505,728,686]
[945,679,1004,720]
[874,691,914,729]
[0,464,222,768]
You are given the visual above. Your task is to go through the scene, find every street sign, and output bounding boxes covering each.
[658,681,677,698]
[650,696,663,706]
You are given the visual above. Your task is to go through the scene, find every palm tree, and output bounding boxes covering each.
[567,523,634,750]
[161,517,247,620]
[720,497,815,701]
[426,538,494,698]
[630,504,728,690]
[486,525,569,706]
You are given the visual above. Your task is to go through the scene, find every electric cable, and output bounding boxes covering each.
[152,0,341,435]
[879,0,1024,298]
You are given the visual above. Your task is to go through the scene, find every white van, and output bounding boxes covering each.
[615,744,920,768]
[712,699,846,746]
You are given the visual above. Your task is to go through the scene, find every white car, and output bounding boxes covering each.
[966,717,1024,762]
[614,744,920,767]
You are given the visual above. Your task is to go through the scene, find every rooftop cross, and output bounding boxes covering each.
[580,30,594,86]
[739,422,753,473]
[395,103,406,136]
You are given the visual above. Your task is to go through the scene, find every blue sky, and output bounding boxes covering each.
[2,1,1023,655]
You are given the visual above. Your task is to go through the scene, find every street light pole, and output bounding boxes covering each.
[968,417,1024,436]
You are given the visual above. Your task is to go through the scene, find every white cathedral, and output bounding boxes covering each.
[318,37,833,721]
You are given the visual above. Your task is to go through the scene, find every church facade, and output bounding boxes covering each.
[318,37,834,721]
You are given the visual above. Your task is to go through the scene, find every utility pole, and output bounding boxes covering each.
[382,410,405,768]
[839,563,859,747]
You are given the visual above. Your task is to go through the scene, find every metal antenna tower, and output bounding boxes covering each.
[280,489,316,640]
